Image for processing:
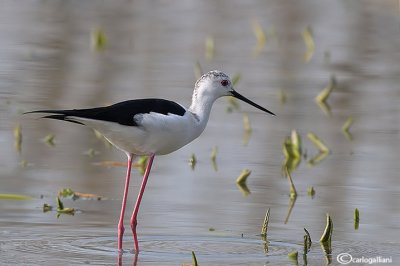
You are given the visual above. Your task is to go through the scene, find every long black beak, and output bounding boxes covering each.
[231,90,275,115]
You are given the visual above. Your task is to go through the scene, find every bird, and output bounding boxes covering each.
[25,70,275,254]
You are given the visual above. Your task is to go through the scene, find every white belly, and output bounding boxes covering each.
[73,111,204,156]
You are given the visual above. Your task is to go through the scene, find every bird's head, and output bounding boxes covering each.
[194,70,275,115]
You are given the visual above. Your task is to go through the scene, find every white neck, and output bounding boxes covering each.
[188,87,218,134]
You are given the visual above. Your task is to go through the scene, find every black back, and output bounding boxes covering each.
[27,98,186,126]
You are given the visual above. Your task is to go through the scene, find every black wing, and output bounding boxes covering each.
[25,98,186,126]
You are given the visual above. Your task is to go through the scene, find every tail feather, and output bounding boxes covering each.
[41,114,84,125]
[24,110,86,125]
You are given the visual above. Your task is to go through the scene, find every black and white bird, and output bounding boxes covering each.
[26,70,275,254]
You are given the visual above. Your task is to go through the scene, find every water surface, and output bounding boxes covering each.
[1,0,400,265]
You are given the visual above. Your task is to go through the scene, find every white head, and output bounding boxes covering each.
[194,70,233,100]
[192,70,275,115]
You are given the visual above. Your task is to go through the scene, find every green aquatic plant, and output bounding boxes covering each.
[260,208,271,239]
[315,76,336,116]
[342,116,354,141]
[191,251,198,266]
[205,36,215,60]
[243,113,252,145]
[56,197,75,215]
[288,251,299,264]
[236,169,251,185]
[189,153,197,170]
[137,156,148,175]
[320,213,333,243]
[302,26,315,63]
[14,124,22,153]
[236,169,252,196]
[92,28,107,51]
[93,129,112,148]
[279,89,287,105]
[252,20,267,56]
[231,73,241,86]
[307,132,330,166]
[303,228,312,254]
[194,61,203,80]
[0,193,32,200]
[320,214,333,265]
[282,130,302,173]
[307,132,329,153]
[42,133,55,146]
[354,208,360,230]
[307,186,315,198]
[43,203,52,212]
[210,146,218,171]
[285,168,297,199]
[84,148,100,157]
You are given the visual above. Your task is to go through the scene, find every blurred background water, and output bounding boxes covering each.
[0,0,399,265]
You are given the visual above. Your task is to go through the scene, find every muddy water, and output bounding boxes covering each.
[1,0,400,265]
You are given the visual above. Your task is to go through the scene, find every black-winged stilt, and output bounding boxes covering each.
[26,70,275,254]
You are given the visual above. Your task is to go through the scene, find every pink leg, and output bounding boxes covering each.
[130,153,155,253]
[118,153,135,253]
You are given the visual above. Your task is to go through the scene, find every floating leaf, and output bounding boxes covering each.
[205,36,215,60]
[14,124,22,153]
[92,28,107,51]
[354,208,360,230]
[0,193,32,200]
[208,227,215,232]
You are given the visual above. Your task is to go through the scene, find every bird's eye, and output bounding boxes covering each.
[221,80,229,87]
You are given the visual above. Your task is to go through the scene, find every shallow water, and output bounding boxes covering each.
[1,0,400,265]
